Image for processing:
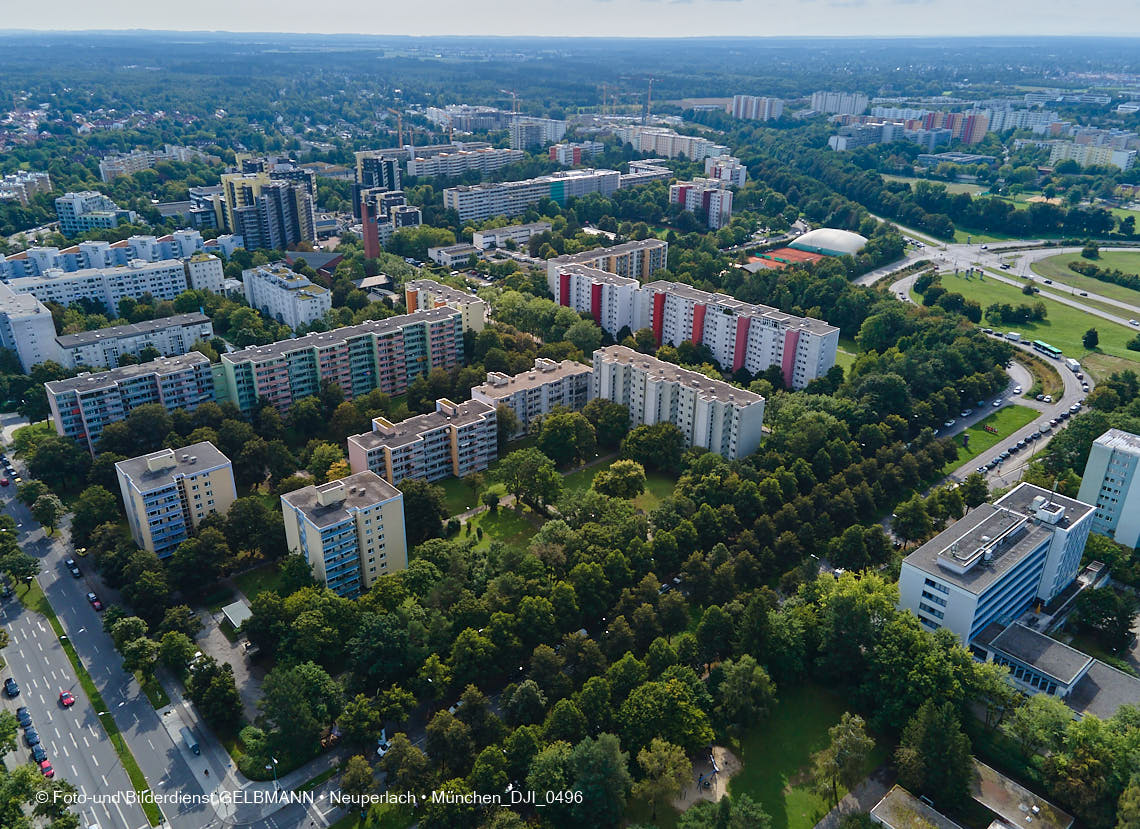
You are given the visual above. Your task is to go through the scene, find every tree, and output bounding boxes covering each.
[425,710,474,777]
[0,550,40,584]
[30,493,64,534]
[678,793,771,829]
[121,637,160,677]
[159,631,198,672]
[565,319,603,356]
[593,460,646,500]
[621,423,685,474]
[633,738,691,821]
[714,655,775,734]
[570,732,633,828]
[70,486,119,547]
[186,657,243,731]
[1072,587,1139,651]
[306,442,345,483]
[168,527,232,595]
[505,680,547,726]
[470,745,508,795]
[1084,328,1100,350]
[399,479,448,549]
[341,754,375,806]
[1001,693,1072,755]
[538,410,597,468]
[337,694,384,747]
[27,435,90,493]
[959,473,989,508]
[16,479,49,507]
[1117,779,1140,829]
[583,399,631,449]
[495,404,522,454]
[895,700,972,808]
[892,494,932,547]
[810,712,875,808]
[381,732,433,793]
[495,447,563,510]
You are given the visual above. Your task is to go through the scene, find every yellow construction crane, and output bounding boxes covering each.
[499,89,519,114]
[644,77,654,124]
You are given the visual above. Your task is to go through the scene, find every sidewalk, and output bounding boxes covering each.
[813,766,895,829]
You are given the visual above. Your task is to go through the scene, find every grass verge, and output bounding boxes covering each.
[295,763,340,792]
[941,405,1041,475]
[138,672,171,709]
[19,580,165,826]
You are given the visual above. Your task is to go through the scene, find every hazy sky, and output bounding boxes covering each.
[7,0,1139,38]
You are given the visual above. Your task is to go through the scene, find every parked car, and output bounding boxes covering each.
[943,419,956,427]
[4,678,19,698]
[39,760,53,778]
[1013,386,1022,394]
[1044,279,1053,284]
[1131,320,1139,327]
[1036,394,1045,401]
[30,744,46,763]
[376,729,391,758]
[1082,383,1090,392]
[1080,291,1088,296]
[15,707,30,728]
[64,559,80,578]
[24,728,39,747]
[993,399,1002,407]
[1044,395,1053,403]
[86,592,103,612]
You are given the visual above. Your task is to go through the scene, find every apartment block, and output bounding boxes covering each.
[186,252,226,294]
[0,171,51,205]
[360,188,422,258]
[55,191,137,237]
[407,148,524,177]
[670,179,734,229]
[592,345,765,461]
[1077,428,1140,548]
[471,358,592,435]
[549,142,605,165]
[426,244,481,269]
[242,263,332,329]
[115,442,236,557]
[56,312,213,370]
[614,126,729,161]
[471,222,552,251]
[219,173,316,248]
[99,145,218,183]
[404,278,486,333]
[218,308,463,415]
[620,160,673,188]
[0,281,60,372]
[509,117,568,150]
[810,91,869,115]
[546,239,669,282]
[46,352,216,453]
[8,259,204,314]
[282,471,407,598]
[347,398,497,486]
[0,230,227,279]
[442,169,621,222]
[898,483,1094,645]
[633,280,839,389]
[704,155,748,187]
[549,264,640,335]
[1049,141,1136,171]
[426,105,513,132]
[729,96,784,121]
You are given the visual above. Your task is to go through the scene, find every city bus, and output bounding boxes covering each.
[1033,340,1063,360]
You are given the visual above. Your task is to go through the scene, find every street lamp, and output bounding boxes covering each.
[266,757,279,791]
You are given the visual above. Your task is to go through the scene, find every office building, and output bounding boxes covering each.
[1077,428,1140,548]
[242,263,332,330]
[550,264,640,335]
[426,244,481,269]
[898,483,1094,645]
[281,471,407,598]
[218,308,462,415]
[549,142,605,165]
[7,258,213,314]
[0,171,51,206]
[620,160,673,188]
[0,282,60,372]
[115,442,236,558]
[546,239,669,282]
[471,358,592,435]
[443,169,620,222]
[406,147,524,178]
[219,173,316,248]
[360,188,422,259]
[703,156,747,187]
[1048,142,1136,171]
[46,352,216,453]
[55,191,137,237]
[810,91,869,115]
[730,96,784,121]
[471,221,552,251]
[633,280,840,389]
[99,145,217,183]
[670,179,734,229]
[404,278,486,333]
[55,312,213,370]
[592,345,765,461]
[509,117,568,150]
[614,126,729,161]
[347,398,497,485]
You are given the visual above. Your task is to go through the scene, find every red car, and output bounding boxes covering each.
[59,690,75,708]
[39,760,53,778]
[86,592,104,612]
[0,478,8,487]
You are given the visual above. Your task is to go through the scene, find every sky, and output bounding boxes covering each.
[7,0,1140,38]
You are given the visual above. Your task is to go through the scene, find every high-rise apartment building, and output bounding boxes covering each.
[99,145,218,183]
[406,148,525,177]
[592,345,766,461]
[442,169,621,222]
[218,308,463,415]
[729,96,784,121]
[810,91,869,115]
[898,483,1093,645]
[549,265,640,335]
[347,398,497,485]
[1049,142,1136,171]
[404,278,487,333]
[0,171,51,206]
[471,358,592,435]
[549,142,605,165]
[46,352,216,453]
[360,188,422,258]
[242,264,332,329]
[1077,429,1140,548]
[546,239,669,282]
[115,442,237,557]
[55,312,213,370]
[55,191,137,237]
[670,179,734,229]
[509,117,568,150]
[281,471,407,598]
[0,282,60,372]
[614,126,730,161]
[219,173,316,249]
[7,258,220,314]
[703,156,748,187]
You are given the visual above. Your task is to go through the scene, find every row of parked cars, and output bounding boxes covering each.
[0,451,21,488]
[3,678,76,779]
[976,401,1084,473]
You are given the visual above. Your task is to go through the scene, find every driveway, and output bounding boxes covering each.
[194,603,264,724]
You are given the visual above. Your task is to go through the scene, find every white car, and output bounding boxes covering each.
[1131,320,1139,327]
[376,729,390,758]
[1044,395,1053,403]
[1013,386,1022,394]
[993,399,1002,407]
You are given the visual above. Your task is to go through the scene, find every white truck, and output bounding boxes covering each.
[1006,332,1021,342]
[1065,358,1081,372]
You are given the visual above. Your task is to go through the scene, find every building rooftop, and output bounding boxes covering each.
[1091,427,1140,455]
[445,168,619,193]
[475,221,552,235]
[404,279,482,305]
[596,345,765,407]
[641,279,839,336]
[223,307,459,364]
[281,470,401,529]
[971,760,1073,829]
[1067,659,1140,720]
[427,244,480,256]
[870,785,966,829]
[244,265,328,297]
[552,238,667,267]
[349,398,495,451]
[471,358,591,400]
[556,263,639,288]
[115,441,231,489]
[45,352,210,395]
[988,623,1093,685]
[789,227,868,256]
[56,313,211,349]
[9,257,185,286]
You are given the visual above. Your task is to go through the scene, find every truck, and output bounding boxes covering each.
[1006,332,1021,342]
[180,727,200,755]
[1066,358,1081,372]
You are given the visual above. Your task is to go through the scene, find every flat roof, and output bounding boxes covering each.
[56,313,211,349]
[281,470,401,528]
[349,398,494,451]
[1091,427,1140,455]
[552,238,667,266]
[1066,659,1140,720]
[556,263,639,288]
[871,785,965,829]
[471,359,591,399]
[445,168,619,193]
[244,265,329,296]
[988,624,1093,685]
[971,760,1073,829]
[474,221,552,235]
[405,279,483,305]
[596,345,765,407]
[45,352,210,395]
[642,279,838,336]
[223,307,458,364]
[115,441,231,490]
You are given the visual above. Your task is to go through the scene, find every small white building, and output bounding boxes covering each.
[427,244,480,269]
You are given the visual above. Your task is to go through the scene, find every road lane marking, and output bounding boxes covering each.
[101,774,108,786]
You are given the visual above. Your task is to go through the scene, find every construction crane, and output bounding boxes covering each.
[643,77,654,124]
[386,107,404,145]
[499,89,519,114]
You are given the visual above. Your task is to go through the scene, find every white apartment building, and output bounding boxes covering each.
[614,126,729,161]
[0,230,228,279]
[0,171,51,206]
[471,222,552,250]
[1049,142,1136,171]
[442,169,621,222]
[546,239,669,282]
[509,117,568,150]
[99,144,216,182]
[0,282,60,371]
[632,280,840,389]
[549,264,640,335]
[55,191,137,237]
[406,148,525,178]
[242,263,332,329]
[185,253,225,294]
[426,244,481,269]
[704,155,747,187]
[898,484,1093,645]
[404,278,486,333]
[471,358,592,434]
[347,398,497,486]
[620,160,673,188]
[1077,428,1140,548]
[281,471,407,598]
[55,312,214,370]
[730,96,784,121]
[670,179,734,229]
[8,259,199,314]
[810,91,870,115]
[592,345,766,461]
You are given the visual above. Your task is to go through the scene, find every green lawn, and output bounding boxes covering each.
[882,175,987,196]
[439,476,480,516]
[561,457,676,513]
[941,405,1041,474]
[328,803,415,829]
[1031,252,1140,307]
[466,505,541,552]
[952,228,1024,244]
[232,561,288,600]
[728,683,889,829]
